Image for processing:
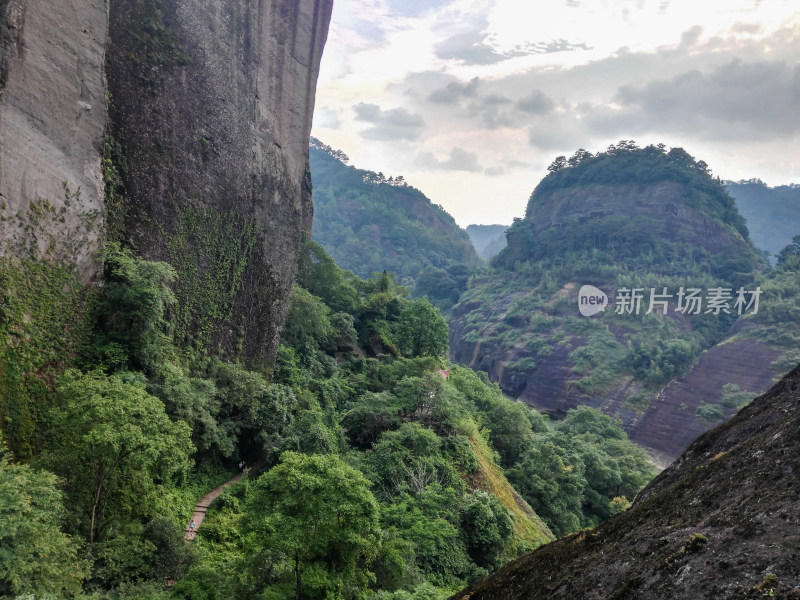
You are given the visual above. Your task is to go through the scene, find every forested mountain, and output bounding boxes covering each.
[725,179,800,261]
[309,138,482,299]
[450,142,800,463]
[465,225,509,260]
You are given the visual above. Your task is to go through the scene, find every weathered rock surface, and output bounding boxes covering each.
[106,0,332,367]
[452,364,800,600]
[0,0,108,282]
[526,182,742,254]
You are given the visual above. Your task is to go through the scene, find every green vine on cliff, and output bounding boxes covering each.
[102,117,128,243]
[165,206,257,349]
[127,0,191,89]
[0,259,91,459]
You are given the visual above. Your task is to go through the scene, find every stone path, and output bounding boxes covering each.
[185,461,263,540]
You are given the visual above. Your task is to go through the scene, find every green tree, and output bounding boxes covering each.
[84,243,177,374]
[0,438,88,597]
[393,299,449,360]
[244,452,381,600]
[777,234,800,268]
[47,370,193,544]
[507,440,586,537]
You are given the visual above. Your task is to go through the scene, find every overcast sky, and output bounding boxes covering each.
[310,0,799,226]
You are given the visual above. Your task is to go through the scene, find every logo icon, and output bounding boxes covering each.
[578,285,608,317]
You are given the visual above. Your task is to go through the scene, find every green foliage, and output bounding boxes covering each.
[460,491,514,569]
[83,243,176,374]
[1,231,659,598]
[46,370,193,544]
[244,452,381,600]
[126,0,191,88]
[0,258,88,459]
[0,439,88,597]
[393,298,449,361]
[695,402,725,422]
[164,207,257,348]
[508,407,656,537]
[309,138,481,293]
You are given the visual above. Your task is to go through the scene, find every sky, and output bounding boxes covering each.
[310,0,800,226]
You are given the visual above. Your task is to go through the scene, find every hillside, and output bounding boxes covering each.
[452,363,800,599]
[465,225,509,260]
[449,142,799,463]
[725,180,800,261]
[309,138,482,289]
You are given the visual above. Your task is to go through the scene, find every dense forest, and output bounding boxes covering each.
[309,139,481,312]
[0,237,656,599]
[450,142,800,456]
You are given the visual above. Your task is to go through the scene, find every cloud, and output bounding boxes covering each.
[679,25,703,48]
[435,28,506,65]
[435,30,590,65]
[607,58,800,139]
[353,102,426,141]
[314,107,342,130]
[384,0,452,18]
[427,77,481,104]
[484,166,505,176]
[516,91,555,115]
[415,147,482,172]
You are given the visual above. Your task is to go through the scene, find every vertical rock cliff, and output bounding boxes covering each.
[105,0,332,367]
[0,0,108,282]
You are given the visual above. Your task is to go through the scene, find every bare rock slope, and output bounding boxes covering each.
[0,0,108,282]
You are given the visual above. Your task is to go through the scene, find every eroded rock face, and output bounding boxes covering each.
[0,0,108,282]
[106,0,332,367]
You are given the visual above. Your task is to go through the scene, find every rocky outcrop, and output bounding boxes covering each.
[526,182,744,254]
[106,0,332,367]
[451,364,800,599]
[0,0,108,282]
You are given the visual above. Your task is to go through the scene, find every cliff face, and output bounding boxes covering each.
[106,0,332,366]
[526,181,743,254]
[451,364,800,600]
[0,0,108,282]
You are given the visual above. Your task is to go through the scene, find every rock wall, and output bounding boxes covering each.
[106,0,332,367]
[525,181,746,254]
[0,0,108,282]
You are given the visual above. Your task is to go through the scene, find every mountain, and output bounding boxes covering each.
[466,224,509,260]
[451,363,800,599]
[449,142,799,463]
[725,179,800,262]
[309,138,482,290]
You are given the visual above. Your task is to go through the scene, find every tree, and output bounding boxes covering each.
[393,299,449,360]
[777,234,800,268]
[0,438,88,597]
[85,243,177,374]
[244,452,381,600]
[47,370,193,544]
